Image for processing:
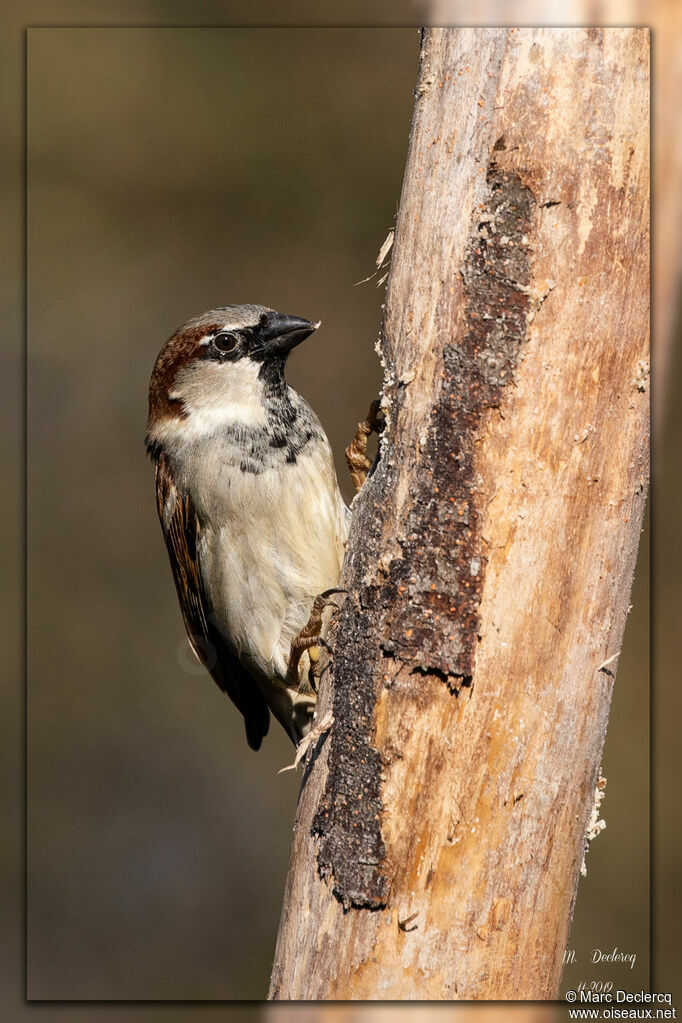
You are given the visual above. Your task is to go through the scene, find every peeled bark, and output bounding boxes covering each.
[270,27,649,1000]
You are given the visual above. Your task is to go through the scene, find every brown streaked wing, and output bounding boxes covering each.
[154,452,270,750]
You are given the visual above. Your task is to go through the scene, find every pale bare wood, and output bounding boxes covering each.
[269,27,649,1001]
[425,0,675,431]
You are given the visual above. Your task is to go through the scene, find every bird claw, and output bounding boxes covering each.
[345,399,384,493]
[286,591,343,689]
[277,711,334,773]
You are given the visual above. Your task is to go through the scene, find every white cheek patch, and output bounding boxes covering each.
[170,358,267,434]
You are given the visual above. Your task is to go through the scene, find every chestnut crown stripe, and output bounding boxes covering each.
[147,324,221,426]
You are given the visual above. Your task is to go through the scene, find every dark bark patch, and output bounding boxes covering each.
[382,168,535,679]
[410,663,472,694]
[311,167,535,912]
[312,600,390,910]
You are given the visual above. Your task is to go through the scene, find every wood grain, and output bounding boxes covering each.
[269,27,649,1000]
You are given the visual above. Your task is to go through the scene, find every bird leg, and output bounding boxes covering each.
[278,711,334,770]
[286,588,346,691]
[345,399,383,494]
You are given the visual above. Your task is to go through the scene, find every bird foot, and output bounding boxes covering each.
[277,711,335,773]
[345,399,384,494]
[286,588,346,691]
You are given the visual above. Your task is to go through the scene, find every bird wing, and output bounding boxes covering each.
[154,452,270,750]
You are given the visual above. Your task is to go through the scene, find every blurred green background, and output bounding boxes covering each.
[25,27,649,1001]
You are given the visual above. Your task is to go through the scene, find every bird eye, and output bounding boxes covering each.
[213,332,239,353]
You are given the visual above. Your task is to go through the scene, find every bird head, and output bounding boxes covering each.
[146,304,319,446]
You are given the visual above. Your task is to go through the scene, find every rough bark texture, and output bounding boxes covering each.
[270,27,649,1001]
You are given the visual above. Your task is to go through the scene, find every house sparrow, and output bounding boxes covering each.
[146,305,350,750]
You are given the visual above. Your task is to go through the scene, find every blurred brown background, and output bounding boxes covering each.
[14,17,656,1009]
[26,26,419,1000]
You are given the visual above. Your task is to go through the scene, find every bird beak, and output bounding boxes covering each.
[257,313,320,357]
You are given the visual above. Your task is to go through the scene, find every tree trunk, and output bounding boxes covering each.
[269,27,649,1001]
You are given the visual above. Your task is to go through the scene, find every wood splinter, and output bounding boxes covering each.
[398,912,419,933]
